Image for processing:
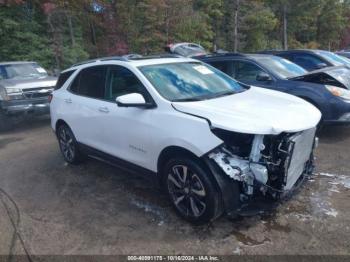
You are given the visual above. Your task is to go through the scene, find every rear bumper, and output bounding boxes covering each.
[0,98,50,115]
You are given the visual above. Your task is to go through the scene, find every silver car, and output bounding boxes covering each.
[0,62,57,131]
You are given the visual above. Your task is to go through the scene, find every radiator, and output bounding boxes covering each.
[284,127,316,190]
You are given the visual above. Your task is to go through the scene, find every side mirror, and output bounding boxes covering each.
[116,93,154,108]
[256,72,272,82]
[315,63,327,69]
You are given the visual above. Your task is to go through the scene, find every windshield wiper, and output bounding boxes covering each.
[172,97,202,102]
[172,90,236,102]
[210,90,236,98]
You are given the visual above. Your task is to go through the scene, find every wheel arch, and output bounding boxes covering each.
[55,119,69,135]
[157,146,200,174]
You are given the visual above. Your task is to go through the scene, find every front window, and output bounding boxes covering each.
[0,63,48,80]
[316,50,350,67]
[254,56,307,79]
[139,62,245,102]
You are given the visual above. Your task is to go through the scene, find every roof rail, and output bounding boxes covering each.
[70,53,181,67]
[71,56,128,67]
[128,53,182,60]
[193,52,245,59]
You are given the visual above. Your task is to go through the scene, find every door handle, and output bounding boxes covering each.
[98,106,109,113]
[64,98,72,104]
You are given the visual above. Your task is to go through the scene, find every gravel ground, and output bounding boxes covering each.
[0,117,349,256]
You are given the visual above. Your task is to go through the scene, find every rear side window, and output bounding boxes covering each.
[55,70,76,90]
[208,61,231,75]
[69,66,107,99]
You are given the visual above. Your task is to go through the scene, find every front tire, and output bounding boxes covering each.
[163,157,221,224]
[57,124,83,164]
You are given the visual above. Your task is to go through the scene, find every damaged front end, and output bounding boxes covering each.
[205,127,318,215]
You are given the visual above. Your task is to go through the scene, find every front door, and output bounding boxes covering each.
[95,65,156,169]
[232,60,277,90]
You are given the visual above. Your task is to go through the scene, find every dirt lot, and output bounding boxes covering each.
[0,117,350,256]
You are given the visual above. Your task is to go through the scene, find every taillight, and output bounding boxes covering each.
[48,94,53,103]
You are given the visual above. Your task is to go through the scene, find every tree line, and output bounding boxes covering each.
[0,0,349,71]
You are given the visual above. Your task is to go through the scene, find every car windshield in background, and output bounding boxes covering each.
[0,63,48,80]
[173,46,206,57]
[254,56,307,79]
[316,50,350,67]
[140,62,245,102]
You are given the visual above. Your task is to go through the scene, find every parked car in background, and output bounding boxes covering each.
[50,55,320,224]
[164,42,207,57]
[336,51,350,59]
[0,62,57,131]
[259,49,350,71]
[197,53,350,125]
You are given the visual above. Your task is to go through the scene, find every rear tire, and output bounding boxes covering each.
[0,110,13,132]
[163,157,221,224]
[57,124,84,164]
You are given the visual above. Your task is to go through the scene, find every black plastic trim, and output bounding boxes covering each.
[78,143,158,179]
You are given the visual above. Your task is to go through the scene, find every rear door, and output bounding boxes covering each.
[63,65,108,150]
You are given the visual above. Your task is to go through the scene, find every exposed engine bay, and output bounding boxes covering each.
[209,127,317,200]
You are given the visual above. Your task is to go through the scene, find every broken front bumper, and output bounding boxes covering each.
[204,127,318,216]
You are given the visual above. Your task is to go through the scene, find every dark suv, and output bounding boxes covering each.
[259,49,350,71]
[197,53,350,125]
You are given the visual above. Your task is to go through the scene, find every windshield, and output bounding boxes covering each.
[139,62,245,102]
[0,63,48,80]
[316,50,350,67]
[254,56,307,79]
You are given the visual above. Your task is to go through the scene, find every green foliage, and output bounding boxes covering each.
[240,1,278,51]
[0,3,53,68]
[0,0,350,71]
[317,0,346,49]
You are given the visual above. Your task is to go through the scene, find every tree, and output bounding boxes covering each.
[240,1,278,51]
[194,0,224,51]
[0,1,54,68]
[317,0,346,50]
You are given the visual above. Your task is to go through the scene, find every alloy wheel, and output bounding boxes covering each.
[58,126,75,162]
[167,165,207,218]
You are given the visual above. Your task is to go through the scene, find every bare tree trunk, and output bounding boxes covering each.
[165,7,169,44]
[89,19,99,57]
[66,12,76,46]
[283,4,288,50]
[233,0,240,52]
[47,13,61,70]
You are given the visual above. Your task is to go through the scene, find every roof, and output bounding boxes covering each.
[194,52,246,60]
[62,55,196,73]
[244,53,276,58]
[0,61,36,66]
[260,49,326,54]
[196,52,280,61]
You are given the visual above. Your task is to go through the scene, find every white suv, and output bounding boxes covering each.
[50,55,321,224]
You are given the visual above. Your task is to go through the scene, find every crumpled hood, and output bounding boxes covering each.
[172,87,321,135]
[289,65,350,89]
[0,76,57,90]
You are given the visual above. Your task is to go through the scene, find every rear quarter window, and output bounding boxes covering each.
[55,70,76,90]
